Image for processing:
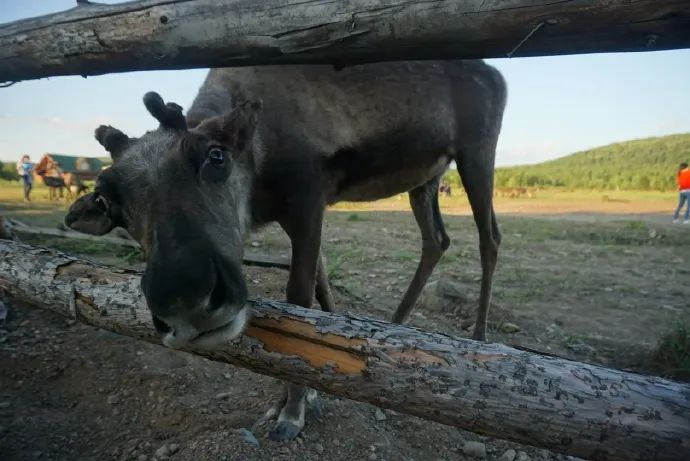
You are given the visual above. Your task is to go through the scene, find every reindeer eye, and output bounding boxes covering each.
[208,148,225,165]
[95,195,109,214]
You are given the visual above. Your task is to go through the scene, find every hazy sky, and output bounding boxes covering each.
[1,1,689,166]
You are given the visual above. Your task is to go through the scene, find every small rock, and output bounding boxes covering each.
[155,444,170,458]
[374,409,387,422]
[333,439,340,447]
[107,394,120,405]
[368,454,377,461]
[238,428,259,446]
[250,241,261,247]
[516,451,531,461]
[314,443,324,454]
[567,343,596,355]
[462,441,487,459]
[215,392,232,400]
[0,401,10,409]
[137,455,148,461]
[168,444,179,454]
[223,373,232,379]
[500,323,521,334]
[498,449,517,461]
[422,279,471,314]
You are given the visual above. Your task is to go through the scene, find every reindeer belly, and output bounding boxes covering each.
[332,155,451,203]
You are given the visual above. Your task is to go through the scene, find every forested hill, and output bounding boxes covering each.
[494,133,690,191]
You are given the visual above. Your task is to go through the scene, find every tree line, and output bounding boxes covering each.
[443,133,690,191]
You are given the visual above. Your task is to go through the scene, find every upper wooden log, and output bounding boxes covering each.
[1,0,690,82]
[0,239,689,460]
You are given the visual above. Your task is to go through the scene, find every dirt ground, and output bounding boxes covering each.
[1,190,689,461]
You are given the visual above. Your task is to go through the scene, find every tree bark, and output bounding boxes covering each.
[0,241,688,459]
[1,0,689,83]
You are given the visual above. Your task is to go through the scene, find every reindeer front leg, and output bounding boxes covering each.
[315,251,335,312]
[265,206,325,441]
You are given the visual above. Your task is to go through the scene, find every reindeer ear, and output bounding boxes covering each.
[64,193,115,235]
[95,125,130,161]
[195,100,262,152]
[143,91,187,130]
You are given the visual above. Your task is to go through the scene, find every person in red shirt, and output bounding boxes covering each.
[673,162,690,224]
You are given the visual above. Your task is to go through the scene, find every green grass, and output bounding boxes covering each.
[392,249,417,263]
[324,247,359,281]
[654,321,690,381]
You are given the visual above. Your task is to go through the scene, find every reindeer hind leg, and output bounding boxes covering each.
[391,175,450,324]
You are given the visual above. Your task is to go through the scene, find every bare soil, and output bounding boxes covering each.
[1,197,689,461]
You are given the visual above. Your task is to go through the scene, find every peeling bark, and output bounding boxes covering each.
[1,0,690,82]
[0,240,689,460]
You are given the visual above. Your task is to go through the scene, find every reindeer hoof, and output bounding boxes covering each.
[268,421,302,441]
[471,330,487,342]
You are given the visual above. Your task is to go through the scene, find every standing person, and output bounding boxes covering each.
[673,162,690,224]
[15,155,34,202]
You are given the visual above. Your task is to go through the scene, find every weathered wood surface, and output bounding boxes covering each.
[2,0,690,82]
[1,241,689,459]
[0,216,17,241]
[12,222,140,248]
[3,218,291,269]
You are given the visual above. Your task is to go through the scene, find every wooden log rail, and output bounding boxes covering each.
[1,0,690,83]
[2,217,291,269]
[0,240,688,460]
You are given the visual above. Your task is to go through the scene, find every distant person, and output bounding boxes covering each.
[15,154,33,202]
[439,180,452,197]
[673,162,690,224]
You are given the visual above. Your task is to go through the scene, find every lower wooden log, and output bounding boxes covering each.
[0,240,688,461]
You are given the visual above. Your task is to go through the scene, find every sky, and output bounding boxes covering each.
[1,1,689,167]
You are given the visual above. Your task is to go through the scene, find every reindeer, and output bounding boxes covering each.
[63,172,90,199]
[65,61,506,441]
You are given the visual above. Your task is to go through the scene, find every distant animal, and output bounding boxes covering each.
[41,174,66,201]
[35,160,89,201]
[496,186,532,198]
[65,60,506,441]
[439,180,452,197]
[63,172,90,198]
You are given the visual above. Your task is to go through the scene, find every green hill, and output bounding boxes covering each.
[492,133,690,191]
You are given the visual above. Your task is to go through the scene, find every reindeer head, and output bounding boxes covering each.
[65,92,262,350]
